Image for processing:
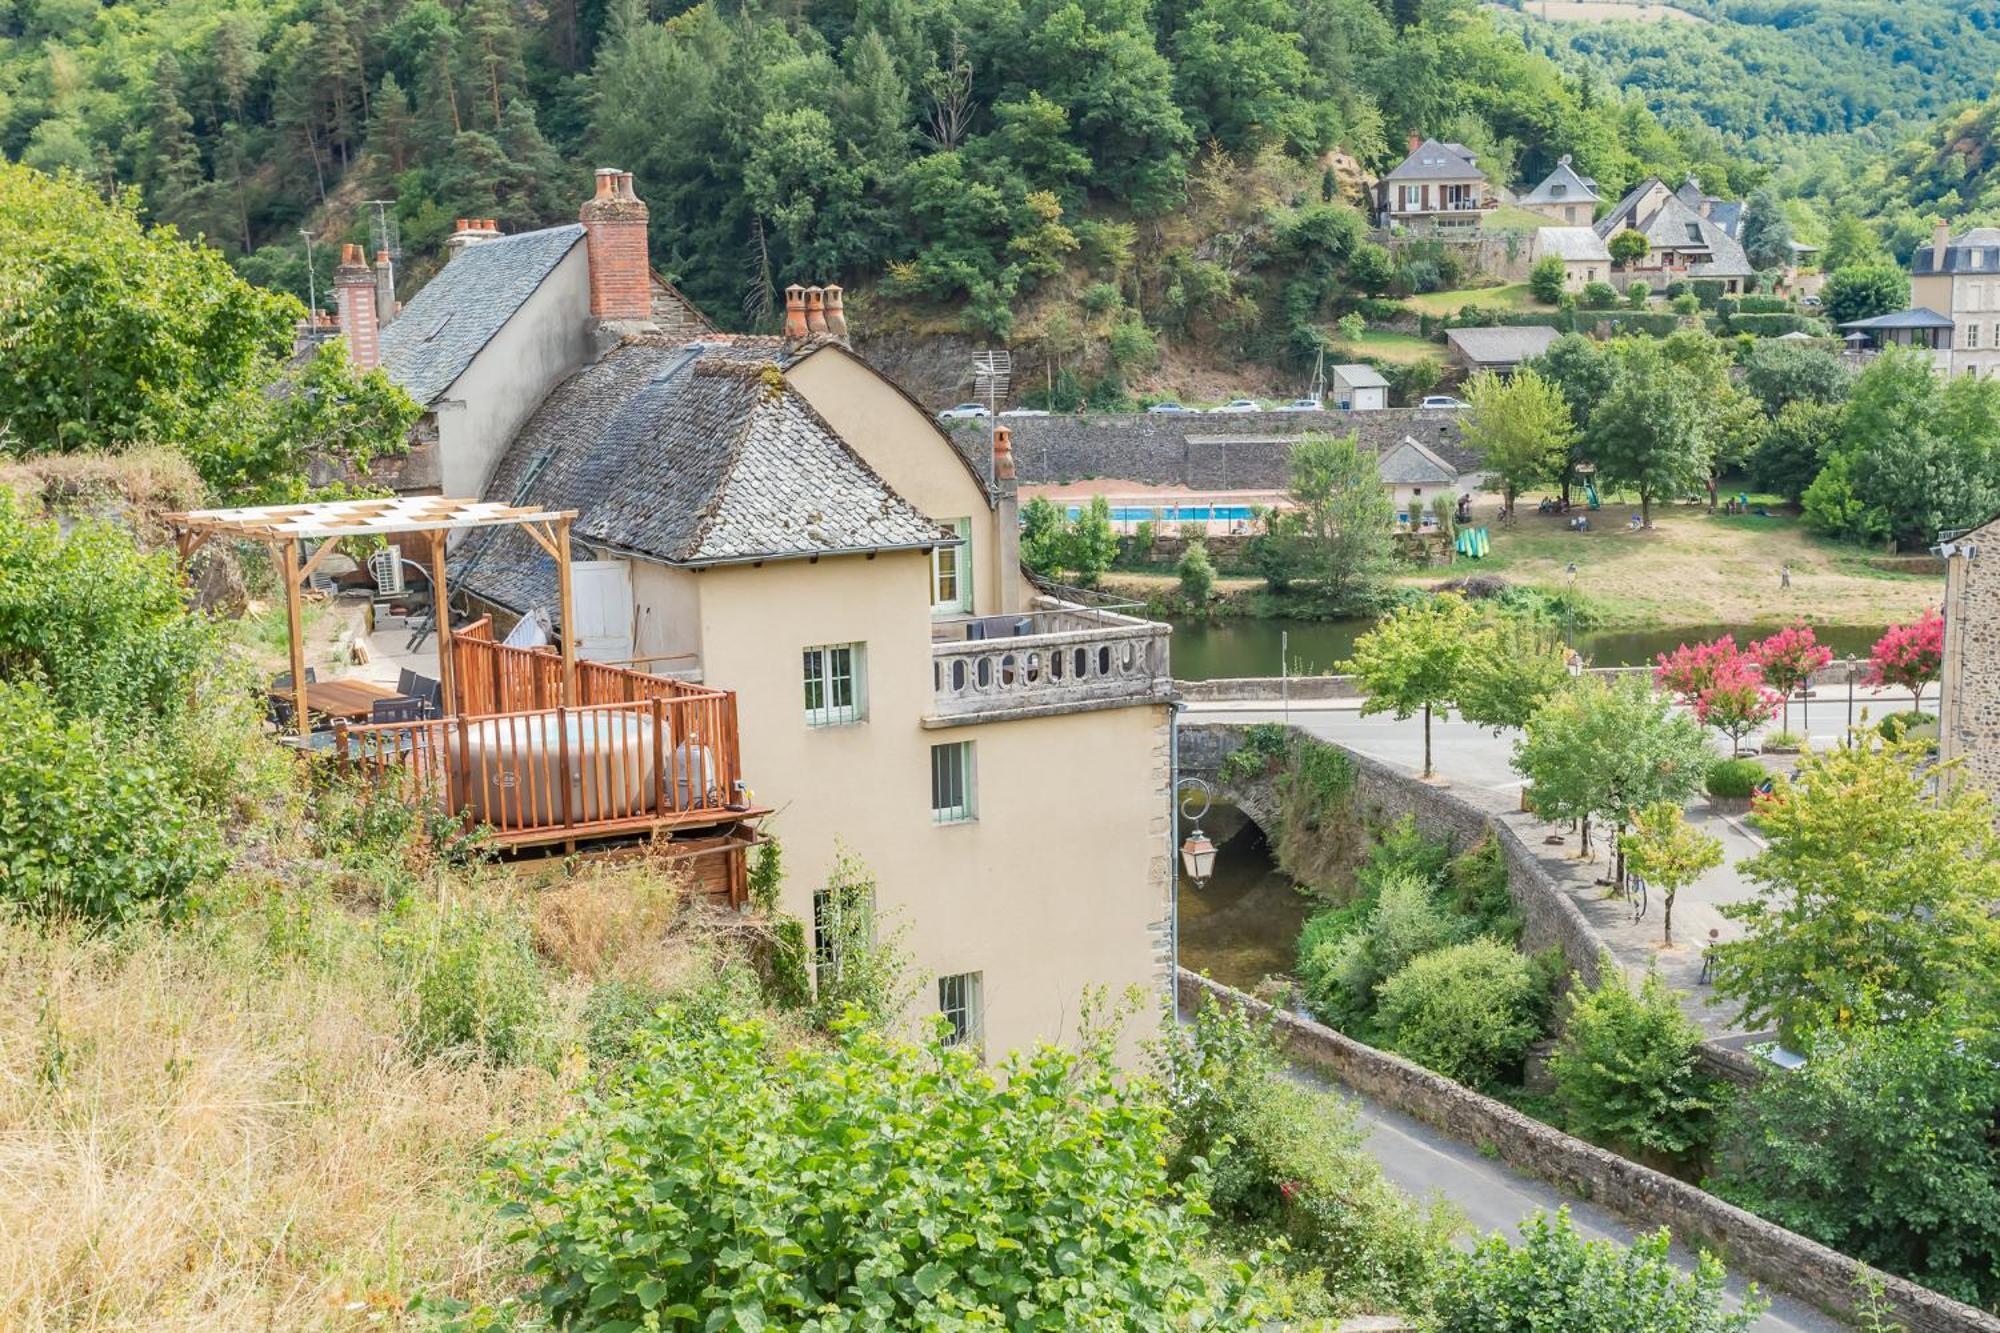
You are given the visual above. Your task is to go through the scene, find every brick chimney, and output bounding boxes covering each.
[334,242,380,370]
[580,167,651,323]
[824,283,848,340]
[804,285,828,335]
[1407,132,1421,155]
[1933,220,1952,272]
[992,423,1022,613]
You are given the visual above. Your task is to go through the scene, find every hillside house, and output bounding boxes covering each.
[1447,325,1559,375]
[1530,226,1611,291]
[328,169,1177,1061]
[1837,308,1956,373]
[1377,138,1491,229]
[1940,514,2000,812]
[1516,155,1600,226]
[1911,223,2000,379]
[1594,174,1752,293]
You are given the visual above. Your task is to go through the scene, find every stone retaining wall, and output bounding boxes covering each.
[948,409,1474,491]
[1178,971,1999,1333]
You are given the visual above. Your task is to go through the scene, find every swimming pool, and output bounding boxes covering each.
[1065,504,1259,522]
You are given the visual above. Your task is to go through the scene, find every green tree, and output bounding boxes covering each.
[1342,593,1479,778]
[1551,967,1715,1163]
[1254,431,1395,609]
[1463,367,1575,518]
[1589,340,1711,527]
[1711,1009,2000,1310]
[1435,1209,1759,1333]
[1376,937,1543,1089]
[1818,214,1883,272]
[0,161,297,465]
[1528,254,1567,304]
[1455,617,1572,734]
[1177,538,1216,605]
[1171,0,1317,153]
[1511,674,1711,864]
[1750,399,1844,503]
[1608,227,1650,267]
[1061,493,1120,586]
[1711,740,2000,1049]
[1838,346,2000,549]
[500,1007,1265,1328]
[1620,800,1723,946]
[1526,332,1615,499]
[1820,262,1911,326]
[1738,187,1795,271]
[1740,340,1851,415]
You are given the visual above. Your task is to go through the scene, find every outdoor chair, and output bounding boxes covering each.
[370,696,427,724]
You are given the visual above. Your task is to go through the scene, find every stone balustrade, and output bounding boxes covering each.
[926,597,1174,725]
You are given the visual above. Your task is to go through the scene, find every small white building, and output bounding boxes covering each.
[1531,226,1612,292]
[1331,363,1389,411]
[1377,434,1468,526]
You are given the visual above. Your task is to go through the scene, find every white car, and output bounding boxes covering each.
[1147,401,1200,414]
[1280,398,1324,412]
[1211,398,1261,413]
[1420,395,1469,410]
[937,402,990,420]
[998,408,1049,418]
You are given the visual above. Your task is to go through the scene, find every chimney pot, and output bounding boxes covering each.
[594,168,619,200]
[1408,132,1422,154]
[823,283,848,340]
[804,285,828,335]
[993,424,1015,482]
[783,284,808,340]
[455,218,469,232]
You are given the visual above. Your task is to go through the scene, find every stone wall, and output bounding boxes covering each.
[1940,523,2000,813]
[948,409,1475,491]
[1178,971,2000,1333]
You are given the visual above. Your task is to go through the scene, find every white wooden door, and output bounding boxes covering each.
[571,559,634,664]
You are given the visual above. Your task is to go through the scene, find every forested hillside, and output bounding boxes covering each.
[1496,0,2000,154]
[1,0,1736,345]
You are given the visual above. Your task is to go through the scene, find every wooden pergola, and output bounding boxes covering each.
[165,496,580,736]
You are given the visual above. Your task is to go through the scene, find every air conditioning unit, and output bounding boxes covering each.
[369,544,405,596]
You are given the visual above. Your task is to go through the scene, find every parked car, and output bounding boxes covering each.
[1420,395,1468,410]
[998,408,1049,417]
[1147,401,1200,414]
[1280,398,1324,412]
[1211,398,1261,413]
[937,402,990,420]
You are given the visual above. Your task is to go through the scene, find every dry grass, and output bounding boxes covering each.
[0,844,743,1331]
[0,448,206,537]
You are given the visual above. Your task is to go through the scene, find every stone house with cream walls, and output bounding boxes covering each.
[1530,226,1611,292]
[1939,514,2000,810]
[1516,156,1600,226]
[1594,173,1753,293]
[1376,137,1491,228]
[332,169,1177,1061]
[1911,223,2000,379]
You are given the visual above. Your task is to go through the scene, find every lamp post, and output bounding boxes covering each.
[1167,707,1221,1023]
[1844,653,1859,744]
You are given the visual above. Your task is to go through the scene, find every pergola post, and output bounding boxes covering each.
[280,538,311,737]
[430,530,456,716]
[555,515,578,708]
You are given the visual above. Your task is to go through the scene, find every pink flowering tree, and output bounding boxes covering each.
[1866,609,1945,712]
[1654,635,1741,707]
[1751,622,1834,734]
[1696,657,1782,756]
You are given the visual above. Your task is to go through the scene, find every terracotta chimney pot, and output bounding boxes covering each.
[783,284,808,339]
[804,285,828,335]
[993,424,1015,482]
[823,283,848,339]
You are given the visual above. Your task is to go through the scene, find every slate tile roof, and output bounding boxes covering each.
[1594,177,1752,278]
[377,224,585,405]
[1383,139,1484,182]
[1519,158,1600,207]
[453,337,950,621]
[1446,325,1560,366]
[1914,228,2000,275]
[1376,436,1459,486]
[1532,226,1610,263]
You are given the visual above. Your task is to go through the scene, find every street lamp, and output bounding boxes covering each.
[1177,777,1217,887]
[1844,653,1859,744]
[1564,562,1579,651]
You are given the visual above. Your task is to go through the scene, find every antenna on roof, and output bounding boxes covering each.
[299,229,319,317]
[365,200,402,262]
[970,349,1012,458]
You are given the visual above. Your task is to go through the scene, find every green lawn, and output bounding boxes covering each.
[1398,282,1550,317]
[1343,329,1441,365]
[1483,203,1558,232]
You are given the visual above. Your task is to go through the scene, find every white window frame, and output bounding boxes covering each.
[1400,185,1422,211]
[938,971,984,1050]
[803,642,866,727]
[1968,322,1982,350]
[930,741,977,824]
[930,518,973,615]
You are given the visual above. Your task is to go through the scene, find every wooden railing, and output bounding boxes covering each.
[451,618,715,715]
[335,692,744,847]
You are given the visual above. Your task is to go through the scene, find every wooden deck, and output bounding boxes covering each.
[333,621,756,877]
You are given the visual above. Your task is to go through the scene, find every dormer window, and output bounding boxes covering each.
[1685,223,1702,244]
[1551,184,1566,197]
[1973,251,1986,269]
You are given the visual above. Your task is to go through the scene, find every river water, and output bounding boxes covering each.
[1167,617,1887,680]
[1174,805,1314,992]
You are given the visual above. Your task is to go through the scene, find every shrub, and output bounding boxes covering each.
[1671,293,1700,315]
[1625,281,1649,308]
[501,1011,1257,1329]
[1080,280,1123,314]
[1528,255,1567,304]
[1445,835,1516,939]
[1178,539,1216,604]
[1357,814,1451,896]
[1107,316,1160,370]
[1377,938,1542,1088]
[0,680,222,926]
[1307,870,1466,1026]
[1219,721,1291,783]
[1550,967,1716,1162]
[1875,709,1935,741]
[1579,281,1618,310]
[1705,757,1766,799]
[1691,278,1726,308]
[1130,518,1156,559]
[1434,1208,1761,1332]
[1158,1002,1454,1315]
[388,894,546,1065]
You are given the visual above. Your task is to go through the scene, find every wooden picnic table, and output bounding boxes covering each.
[285,677,400,722]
